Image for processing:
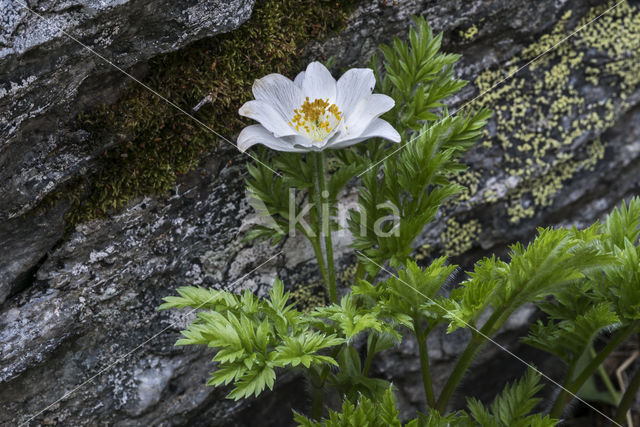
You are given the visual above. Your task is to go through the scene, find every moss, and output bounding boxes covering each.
[470,1,640,224]
[52,0,358,230]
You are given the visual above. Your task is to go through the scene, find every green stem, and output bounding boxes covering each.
[550,322,639,418]
[355,261,366,284]
[313,151,337,303]
[614,362,640,425]
[363,334,378,377]
[435,308,506,412]
[309,236,330,301]
[320,346,342,387]
[320,152,337,303]
[435,333,484,412]
[310,381,324,420]
[591,347,621,403]
[414,315,436,408]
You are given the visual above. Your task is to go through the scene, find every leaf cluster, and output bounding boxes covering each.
[294,387,416,427]
[522,197,640,366]
[344,16,492,276]
[372,16,468,131]
[466,368,557,427]
[159,280,343,400]
[295,369,556,427]
[443,227,613,333]
[353,258,456,332]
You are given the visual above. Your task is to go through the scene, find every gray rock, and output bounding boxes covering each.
[1,0,640,425]
[0,0,255,298]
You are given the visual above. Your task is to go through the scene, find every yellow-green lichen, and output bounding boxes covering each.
[53,0,358,229]
[289,282,326,313]
[470,1,640,224]
[414,243,433,262]
[441,218,481,257]
[483,189,498,204]
[460,24,479,41]
[338,263,359,287]
[447,170,481,203]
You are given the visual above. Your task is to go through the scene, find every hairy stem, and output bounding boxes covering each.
[309,235,330,301]
[435,308,505,412]
[435,333,483,412]
[363,334,378,377]
[310,381,324,420]
[320,152,337,303]
[614,362,640,425]
[550,322,639,418]
[312,152,337,303]
[414,315,436,408]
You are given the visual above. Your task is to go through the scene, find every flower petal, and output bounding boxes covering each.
[336,68,375,117]
[327,119,401,149]
[237,125,309,153]
[293,71,305,88]
[252,73,303,122]
[341,93,395,138]
[239,100,297,137]
[302,62,336,103]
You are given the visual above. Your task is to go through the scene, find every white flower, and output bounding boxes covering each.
[237,62,400,152]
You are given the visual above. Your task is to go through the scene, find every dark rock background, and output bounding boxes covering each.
[1,0,639,425]
[0,0,256,302]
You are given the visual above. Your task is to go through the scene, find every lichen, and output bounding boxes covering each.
[459,24,479,41]
[469,1,640,224]
[441,218,481,257]
[447,170,481,203]
[414,243,433,262]
[289,282,326,313]
[49,0,358,230]
[289,263,360,311]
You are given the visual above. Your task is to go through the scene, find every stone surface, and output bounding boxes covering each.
[1,0,640,425]
[0,0,255,298]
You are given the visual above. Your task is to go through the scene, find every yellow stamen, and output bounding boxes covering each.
[288,97,342,142]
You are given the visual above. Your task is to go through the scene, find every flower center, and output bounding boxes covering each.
[289,97,342,142]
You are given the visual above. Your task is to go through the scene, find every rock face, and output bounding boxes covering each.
[0,0,256,301]
[1,0,640,425]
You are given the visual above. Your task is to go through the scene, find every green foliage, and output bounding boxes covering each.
[308,294,385,341]
[351,21,492,273]
[523,298,619,364]
[602,196,640,249]
[293,387,411,427]
[444,227,613,333]
[372,16,468,131]
[328,345,392,402]
[159,280,342,400]
[353,258,456,333]
[349,111,491,275]
[519,198,640,366]
[160,10,640,426]
[466,369,557,427]
[592,197,640,321]
[294,371,556,427]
